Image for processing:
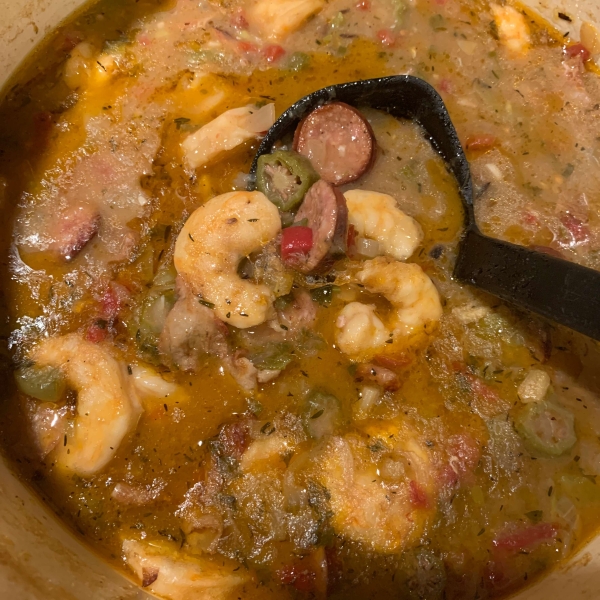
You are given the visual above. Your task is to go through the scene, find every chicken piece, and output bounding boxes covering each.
[182,104,275,170]
[122,539,251,599]
[247,0,325,41]
[491,4,530,56]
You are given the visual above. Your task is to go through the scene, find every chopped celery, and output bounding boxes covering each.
[514,401,576,456]
[558,474,600,506]
[15,364,66,403]
[287,52,310,72]
[248,342,295,371]
[140,290,176,336]
[152,263,177,290]
[303,391,341,439]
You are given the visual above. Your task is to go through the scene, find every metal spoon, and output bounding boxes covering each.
[249,75,600,341]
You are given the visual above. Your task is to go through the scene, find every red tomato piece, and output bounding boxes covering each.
[522,212,538,226]
[376,28,396,46]
[356,0,371,10]
[565,43,591,62]
[409,480,429,508]
[263,44,286,63]
[444,433,481,485]
[439,78,453,94]
[281,226,313,261]
[465,134,497,151]
[277,565,317,593]
[238,41,258,54]
[231,9,249,30]
[85,321,108,344]
[560,212,590,244]
[493,522,558,552]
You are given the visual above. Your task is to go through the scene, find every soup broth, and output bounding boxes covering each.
[1,0,600,598]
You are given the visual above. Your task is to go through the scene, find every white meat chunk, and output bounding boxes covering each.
[122,539,251,600]
[182,104,275,170]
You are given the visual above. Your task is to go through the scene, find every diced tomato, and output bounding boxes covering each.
[99,284,127,319]
[439,78,453,94]
[466,374,499,403]
[85,321,108,344]
[263,44,286,63]
[138,33,153,47]
[443,433,481,486]
[218,421,250,460]
[522,212,538,226]
[277,565,317,593]
[238,41,258,54]
[409,480,429,508]
[493,522,558,553]
[231,9,249,30]
[281,226,313,261]
[465,134,496,151]
[565,43,591,62]
[356,0,371,10]
[376,28,396,46]
[453,363,508,417]
[373,353,411,371]
[560,212,589,244]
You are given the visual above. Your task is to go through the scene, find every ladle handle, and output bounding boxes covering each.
[454,229,600,340]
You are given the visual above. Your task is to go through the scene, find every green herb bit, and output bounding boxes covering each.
[310,284,340,306]
[174,117,191,129]
[198,298,215,309]
[525,510,543,523]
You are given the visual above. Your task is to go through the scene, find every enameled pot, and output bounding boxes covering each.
[1,1,600,598]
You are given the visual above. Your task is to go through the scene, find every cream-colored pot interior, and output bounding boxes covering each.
[2,1,600,598]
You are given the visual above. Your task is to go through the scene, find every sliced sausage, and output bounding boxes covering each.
[286,180,348,274]
[355,363,401,391]
[293,102,376,186]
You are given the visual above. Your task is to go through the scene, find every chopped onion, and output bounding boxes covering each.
[232,172,254,190]
[457,40,477,55]
[485,163,503,181]
[452,302,490,324]
[132,365,178,398]
[353,385,381,420]
[518,369,551,403]
[355,236,381,258]
[553,495,578,531]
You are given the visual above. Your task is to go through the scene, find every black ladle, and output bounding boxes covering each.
[249,75,600,341]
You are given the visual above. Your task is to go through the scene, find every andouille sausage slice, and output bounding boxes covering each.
[284,179,348,274]
[293,102,376,186]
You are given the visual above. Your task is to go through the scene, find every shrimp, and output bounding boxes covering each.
[182,104,275,170]
[490,4,530,56]
[247,0,325,41]
[313,420,437,553]
[122,539,251,600]
[30,334,141,475]
[174,191,282,329]
[336,257,442,358]
[344,189,423,261]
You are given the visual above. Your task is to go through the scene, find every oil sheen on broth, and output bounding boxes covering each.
[1,0,600,599]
